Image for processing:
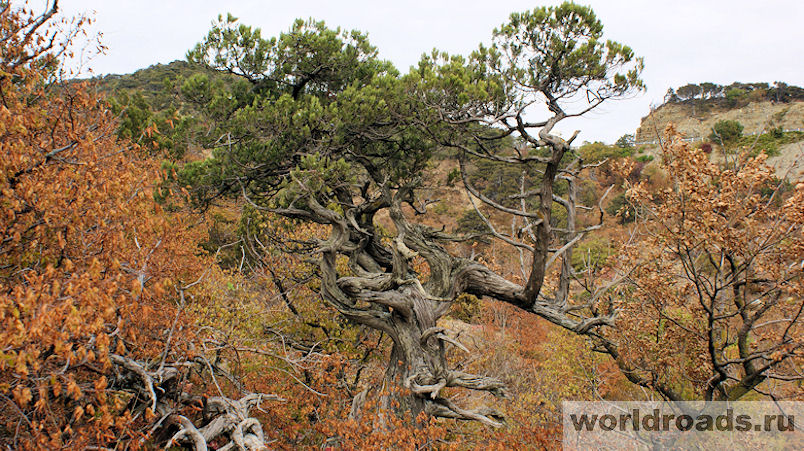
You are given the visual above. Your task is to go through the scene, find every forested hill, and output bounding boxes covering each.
[83,60,236,160]
[89,60,205,109]
[665,81,804,106]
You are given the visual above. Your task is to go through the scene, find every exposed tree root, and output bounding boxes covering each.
[109,353,282,450]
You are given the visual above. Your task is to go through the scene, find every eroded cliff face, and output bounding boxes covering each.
[635,100,804,143]
[632,100,804,181]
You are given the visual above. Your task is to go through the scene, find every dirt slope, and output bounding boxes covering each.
[635,100,804,143]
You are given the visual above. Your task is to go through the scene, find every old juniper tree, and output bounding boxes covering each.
[181,3,643,424]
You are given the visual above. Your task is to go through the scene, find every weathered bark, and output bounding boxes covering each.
[338,270,506,425]
[523,146,563,304]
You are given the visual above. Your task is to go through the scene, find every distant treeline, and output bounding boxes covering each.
[664,81,804,107]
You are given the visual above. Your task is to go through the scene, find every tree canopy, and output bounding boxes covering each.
[612,128,804,402]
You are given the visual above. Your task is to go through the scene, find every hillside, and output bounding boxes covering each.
[635,99,804,143]
[634,85,804,180]
[88,60,207,109]
[636,80,804,143]
[5,3,804,450]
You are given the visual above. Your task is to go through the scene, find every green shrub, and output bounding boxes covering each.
[446,168,461,186]
[734,130,804,157]
[571,237,614,272]
[431,202,450,215]
[605,192,636,223]
[578,141,633,162]
[770,126,784,139]
[451,293,482,323]
[455,209,489,234]
[551,201,568,229]
[578,179,599,208]
[709,119,744,146]
[725,88,747,107]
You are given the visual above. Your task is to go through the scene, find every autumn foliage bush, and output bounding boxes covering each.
[0,3,210,447]
[605,127,804,401]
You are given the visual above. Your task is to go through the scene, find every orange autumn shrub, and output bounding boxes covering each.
[604,127,804,401]
[0,2,209,448]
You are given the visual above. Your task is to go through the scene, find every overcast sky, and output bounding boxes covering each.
[58,0,804,143]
